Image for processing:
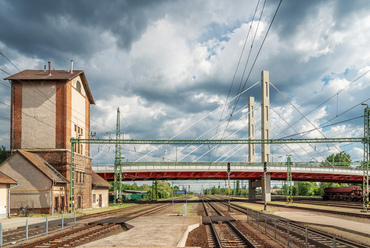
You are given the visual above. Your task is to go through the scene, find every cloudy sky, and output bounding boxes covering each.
[1,0,370,167]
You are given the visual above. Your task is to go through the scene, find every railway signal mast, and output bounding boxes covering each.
[227,162,231,212]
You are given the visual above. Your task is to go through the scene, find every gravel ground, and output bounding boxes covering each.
[186,224,209,248]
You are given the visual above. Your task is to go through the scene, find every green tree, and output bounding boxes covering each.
[0,146,7,164]
[326,152,351,167]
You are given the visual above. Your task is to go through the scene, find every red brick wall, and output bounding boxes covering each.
[29,149,92,209]
[65,82,72,151]
[11,81,22,149]
[55,81,66,148]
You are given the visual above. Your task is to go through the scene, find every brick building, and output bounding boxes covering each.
[3,62,96,212]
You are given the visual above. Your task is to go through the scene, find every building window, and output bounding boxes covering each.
[74,125,84,154]
[93,194,96,202]
[76,81,81,93]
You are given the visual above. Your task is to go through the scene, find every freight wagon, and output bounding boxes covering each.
[323,186,363,201]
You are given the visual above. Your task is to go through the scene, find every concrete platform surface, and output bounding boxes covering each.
[78,216,201,247]
[274,211,370,235]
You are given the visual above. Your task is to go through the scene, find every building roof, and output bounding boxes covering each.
[122,189,147,194]
[0,172,17,184]
[17,150,69,184]
[92,171,112,188]
[4,69,95,104]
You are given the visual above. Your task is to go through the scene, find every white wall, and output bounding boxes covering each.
[0,184,7,218]
[22,82,56,148]
[71,76,86,156]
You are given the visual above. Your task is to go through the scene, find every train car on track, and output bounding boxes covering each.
[323,186,363,201]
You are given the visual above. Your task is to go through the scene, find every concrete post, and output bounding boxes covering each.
[248,97,255,162]
[261,71,271,202]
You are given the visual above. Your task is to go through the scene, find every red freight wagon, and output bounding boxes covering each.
[323,186,362,201]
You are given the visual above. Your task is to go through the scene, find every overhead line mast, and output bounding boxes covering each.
[114,108,123,205]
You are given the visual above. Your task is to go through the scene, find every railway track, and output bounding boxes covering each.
[7,203,170,248]
[291,199,363,210]
[220,200,368,248]
[201,197,258,248]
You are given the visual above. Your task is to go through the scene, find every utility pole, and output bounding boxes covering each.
[362,103,370,212]
[114,108,123,205]
[286,155,293,203]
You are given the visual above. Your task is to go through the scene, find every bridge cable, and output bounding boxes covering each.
[214,0,261,142]
[135,81,260,161]
[271,82,347,164]
[165,103,255,162]
[214,0,268,158]
[276,68,370,139]
[270,106,328,163]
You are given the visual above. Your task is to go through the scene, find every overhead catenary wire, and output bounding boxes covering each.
[219,0,282,136]
[214,0,261,141]
[214,0,268,158]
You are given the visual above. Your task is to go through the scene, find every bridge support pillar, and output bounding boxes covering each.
[262,173,271,202]
[248,180,256,200]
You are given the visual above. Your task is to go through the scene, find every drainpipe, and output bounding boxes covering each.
[8,183,18,218]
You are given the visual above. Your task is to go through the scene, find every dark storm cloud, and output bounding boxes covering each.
[0,0,167,61]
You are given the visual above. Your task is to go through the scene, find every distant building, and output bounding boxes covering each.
[91,172,112,208]
[0,172,17,218]
[2,62,108,213]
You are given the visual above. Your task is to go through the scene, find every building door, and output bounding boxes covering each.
[54,196,59,213]
[78,195,82,209]
[98,194,102,207]
[60,196,65,213]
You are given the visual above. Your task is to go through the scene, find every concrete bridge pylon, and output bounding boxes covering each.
[249,71,271,201]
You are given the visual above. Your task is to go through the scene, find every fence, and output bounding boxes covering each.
[0,213,76,247]
[246,208,361,248]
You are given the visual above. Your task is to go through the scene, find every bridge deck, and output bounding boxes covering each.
[93,162,364,183]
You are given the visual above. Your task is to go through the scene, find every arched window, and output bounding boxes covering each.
[76,81,81,93]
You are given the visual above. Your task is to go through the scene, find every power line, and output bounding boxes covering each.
[218,0,282,145]
[214,0,261,141]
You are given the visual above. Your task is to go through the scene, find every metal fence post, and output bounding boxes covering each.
[74,212,76,226]
[62,214,64,230]
[287,222,290,247]
[265,217,267,233]
[26,219,28,240]
[46,216,48,235]
[0,223,3,247]
[333,237,336,248]
[305,228,308,248]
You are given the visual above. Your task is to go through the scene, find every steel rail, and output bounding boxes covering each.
[201,199,223,248]
[225,201,368,248]
[203,197,257,248]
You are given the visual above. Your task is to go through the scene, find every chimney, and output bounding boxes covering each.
[44,65,46,72]
[70,60,74,74]
[48,61,51,76]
